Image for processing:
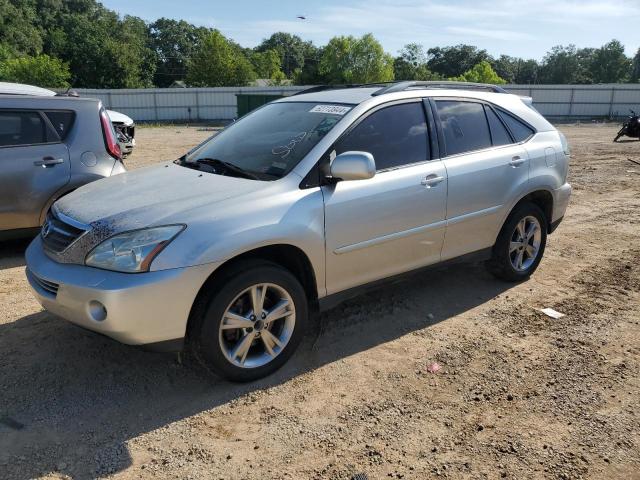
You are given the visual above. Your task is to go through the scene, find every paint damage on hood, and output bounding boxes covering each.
[50,163,271,264]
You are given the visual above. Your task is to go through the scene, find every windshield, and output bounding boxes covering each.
[177,102,352,180]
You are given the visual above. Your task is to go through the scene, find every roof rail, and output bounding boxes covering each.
[293,82,394,96]
[372,81,508,96]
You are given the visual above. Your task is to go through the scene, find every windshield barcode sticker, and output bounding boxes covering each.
[309,105,351,115]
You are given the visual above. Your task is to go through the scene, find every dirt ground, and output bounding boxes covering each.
[1,124,639,480]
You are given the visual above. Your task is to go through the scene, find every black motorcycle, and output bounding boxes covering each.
[614,110,640,142]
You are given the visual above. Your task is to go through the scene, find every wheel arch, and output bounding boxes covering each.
[504,188,554,233]
[185,243,319,340]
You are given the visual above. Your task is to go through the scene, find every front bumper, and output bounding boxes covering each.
[25,237,216,346]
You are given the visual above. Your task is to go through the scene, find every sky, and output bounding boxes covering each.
[100,0,640,60]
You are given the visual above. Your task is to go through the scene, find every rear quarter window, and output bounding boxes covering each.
[44,110,76,141]
[496,110,534,143]
[484,106,512,146]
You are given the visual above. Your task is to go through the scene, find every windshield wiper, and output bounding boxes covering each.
[195,158,260,180]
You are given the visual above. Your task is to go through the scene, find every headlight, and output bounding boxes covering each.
[85,225,185,273]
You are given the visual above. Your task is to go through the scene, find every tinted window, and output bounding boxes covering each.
[336,102,429,170]
[436,101,492,156]
[45,111,75,140]
[496,110,534,142]
[181,102,350,180]
[0,111,47,147]
[485,106,512,146]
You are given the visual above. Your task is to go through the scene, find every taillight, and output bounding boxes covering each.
[100,108,122,160]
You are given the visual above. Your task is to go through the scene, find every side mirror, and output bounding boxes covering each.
[329,151,376,182]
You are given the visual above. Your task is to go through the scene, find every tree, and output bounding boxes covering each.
[491,55,539,84]
[0,54,70,87]
[632,48,640,83]
[427,44,491,78]
[293,42,323,85]
[149,18,210,87]
[187,30,256,87]
[256,32,307,77]
[111,15,157,88]
[588,40,631,83]
[319,33,394,84]
[538,45,592,84]
[451,61,506,84]
[0,0,43,56]
[393,43,439,80]
[250,49,283,79]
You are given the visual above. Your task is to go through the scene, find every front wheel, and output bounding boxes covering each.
[486,202,547,282]
[190,261,308,382]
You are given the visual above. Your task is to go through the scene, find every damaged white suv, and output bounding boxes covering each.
[25,82,571,382]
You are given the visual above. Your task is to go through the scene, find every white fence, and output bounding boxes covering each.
[74,84,640,122]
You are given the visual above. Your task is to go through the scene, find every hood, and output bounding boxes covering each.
[56,163,269,231]
[107,109,134,125]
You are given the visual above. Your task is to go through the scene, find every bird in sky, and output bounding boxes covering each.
[296,15,306,20]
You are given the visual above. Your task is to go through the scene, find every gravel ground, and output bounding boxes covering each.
[0,124,639,480]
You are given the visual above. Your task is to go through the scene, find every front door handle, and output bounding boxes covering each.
[421,174,444,188]
[509,156,526,167]
[34,157,64,167]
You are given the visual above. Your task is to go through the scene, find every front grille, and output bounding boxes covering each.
[27,269,60,297]
[41,211,88,253]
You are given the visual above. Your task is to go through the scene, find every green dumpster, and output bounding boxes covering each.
[236,93,284,117]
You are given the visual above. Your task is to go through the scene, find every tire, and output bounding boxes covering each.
[614,127,627,142]
[189,260,308,382]
[486,202,547,282]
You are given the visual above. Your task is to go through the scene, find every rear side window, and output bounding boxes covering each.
[44,111,75,140]
[496,110,534,143]
[0,111,49,147]
[435,101,492,156]
[336,102,429,170]
[484,106,512,146]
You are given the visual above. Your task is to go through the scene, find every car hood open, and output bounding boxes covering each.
[55,163,270,231]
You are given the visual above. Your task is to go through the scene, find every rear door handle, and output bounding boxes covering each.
[34,157,64,167]
[421,174,444,188]
[509,156,526,167]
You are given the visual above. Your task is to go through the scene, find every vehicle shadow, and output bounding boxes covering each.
[0,238,32,271]
[0,261,514,479]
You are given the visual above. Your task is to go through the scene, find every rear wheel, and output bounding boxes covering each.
[486,202,547,282]
[614,126,627,142]
[190,261,308,382]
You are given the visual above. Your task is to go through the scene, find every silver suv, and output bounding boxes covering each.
[0,95,125,238]
[25,82,571,381]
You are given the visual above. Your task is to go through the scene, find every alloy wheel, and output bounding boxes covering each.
[218,283,296,368]
[509,215,542,271]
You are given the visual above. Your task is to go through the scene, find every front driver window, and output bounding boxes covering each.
[335,102,430,171]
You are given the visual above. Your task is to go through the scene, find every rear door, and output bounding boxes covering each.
[0,110,71,230]
[431,99,531,260]
[322,100,448,294]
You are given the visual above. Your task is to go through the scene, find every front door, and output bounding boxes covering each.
[0,110,70,230]
[322,100,448,294]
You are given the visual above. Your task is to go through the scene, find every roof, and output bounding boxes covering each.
[277,81,511,105]
[0,82,56,96]
[276,87,381,105]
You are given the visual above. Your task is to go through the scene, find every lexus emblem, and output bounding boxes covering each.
[41,221,51,239]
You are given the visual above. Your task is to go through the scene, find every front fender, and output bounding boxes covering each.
[150,187,327,297]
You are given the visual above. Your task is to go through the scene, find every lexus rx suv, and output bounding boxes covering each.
[25,82,571,382]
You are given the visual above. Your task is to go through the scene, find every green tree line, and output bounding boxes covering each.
[0,0,638,88]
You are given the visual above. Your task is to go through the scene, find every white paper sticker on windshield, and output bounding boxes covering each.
[309,105,351,115]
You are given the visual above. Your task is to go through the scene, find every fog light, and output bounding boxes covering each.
[88,301,107,322]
